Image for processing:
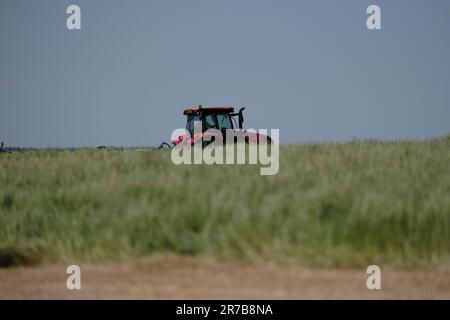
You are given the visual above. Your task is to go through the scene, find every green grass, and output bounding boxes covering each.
[1,137,449,270]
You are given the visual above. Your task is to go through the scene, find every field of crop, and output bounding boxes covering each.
[1,137,449,270]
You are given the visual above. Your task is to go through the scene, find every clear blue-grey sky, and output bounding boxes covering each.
[1,0,449,147]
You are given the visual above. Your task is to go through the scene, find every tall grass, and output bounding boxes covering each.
[1,137,449,269]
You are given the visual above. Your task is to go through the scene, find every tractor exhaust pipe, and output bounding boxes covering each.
[238,107,245,129]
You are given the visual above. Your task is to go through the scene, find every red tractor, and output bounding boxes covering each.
[160,106,270,148]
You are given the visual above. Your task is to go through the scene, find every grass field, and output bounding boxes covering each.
[0,137,449,270]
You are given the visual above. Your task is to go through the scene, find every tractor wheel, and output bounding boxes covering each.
[259,136,272,145]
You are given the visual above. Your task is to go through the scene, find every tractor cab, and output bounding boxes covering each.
[182,106,245,136]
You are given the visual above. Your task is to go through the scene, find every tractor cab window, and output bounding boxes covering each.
[217,114,233,130]
[230,116,238,129]
[204,114,217,130]
[186,115,201,135]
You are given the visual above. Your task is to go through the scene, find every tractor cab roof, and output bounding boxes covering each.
[183,106,234,115]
